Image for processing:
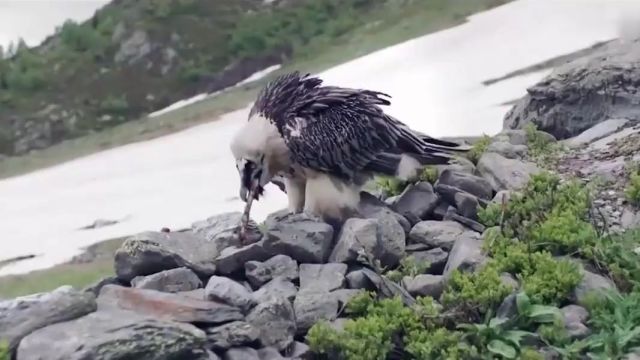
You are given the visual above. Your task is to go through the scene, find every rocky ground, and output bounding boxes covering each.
[2,35,640,360]
[1,118,638,359]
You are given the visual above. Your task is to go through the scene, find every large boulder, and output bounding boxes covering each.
[503,38,640,139]
[329,217,405,268]
[263,213,334,264]
[0,286,96,352]
[205,276,257,312]
[114,231,217,282]
[392,182,439,224]
[191,212,262,252]
[16,310,210,360]
[244,255,299,289]
[477,153,540,192]
[409,220,480,250]
[246,297,296,351]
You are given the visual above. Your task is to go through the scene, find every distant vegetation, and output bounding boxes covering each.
[0,0,511,177]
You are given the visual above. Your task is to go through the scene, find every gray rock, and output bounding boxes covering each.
[264,213,334,263]
[492,190,512,204]
[621,207,640,229]
[17,310,209,360]
[252,277,298,304]
[83,276,123,296]
[179,288,206,300]
[358,192,412,234]
[443,207,486,233]
[443,237,487,277]
[407,248,449,275]
[0,286,96,352]
[573,269,617,304]
[561,305,589,325]
[224,347,260,360]
[477,152,540,191]
[409,220,480,250]
[564,118,630,147]
[192,212,262,252]
[293,292,339,334]
[346,269,374,290]
[436,157,476,175]
[215,241,272,275]
[258,347,285,360]
[114,30,152,64]
[454,191,480,220]
[566,321,591,340]
[205,276,257,312]
[131,267,202,292]
[504,37,640,139]
[496,293,518,319]
[288,341,312,359]
[114,231,217,282]
[495,129,528,146]
[329,217,405,268]
[392,182,439,224]
[299,263,347,293]
[487,141,528,159]
[247,297,296,351]
[245,255,298,288]
[97,285,243,324]
[385,195,400,207]
[500,273,519,290]
[205,321,260,350]
[329,289,364,308]
[437,169,494,200]
[402,275,444,298]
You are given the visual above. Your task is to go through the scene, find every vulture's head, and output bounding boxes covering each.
[230,71,323,203]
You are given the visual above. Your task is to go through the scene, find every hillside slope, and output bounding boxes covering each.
[0,0,509,156]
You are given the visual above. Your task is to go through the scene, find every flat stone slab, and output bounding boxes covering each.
[97,285,243,324]
[564,118,629,147]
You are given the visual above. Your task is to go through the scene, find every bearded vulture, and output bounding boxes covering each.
[230,71,469,227]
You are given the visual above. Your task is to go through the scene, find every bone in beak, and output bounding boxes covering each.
[238,186,255,245]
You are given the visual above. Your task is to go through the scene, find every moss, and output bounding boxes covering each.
[466,134,491,164]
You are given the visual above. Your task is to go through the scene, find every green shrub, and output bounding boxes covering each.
[582,229,640,292]
[485,228,582,306]
[626,171,640,207]
[441,263,512,317]
[59,20,108,54]
[466,134,491,164]
[581,291,640,359]
[524,123,563,167]
[308,295,477,360]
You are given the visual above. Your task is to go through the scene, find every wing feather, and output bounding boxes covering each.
[282,88,397,180]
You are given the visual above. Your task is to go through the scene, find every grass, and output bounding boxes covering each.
[0,0,510,180]
[0,237,124,298]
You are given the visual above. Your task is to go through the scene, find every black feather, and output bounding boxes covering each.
[250,71,469,181]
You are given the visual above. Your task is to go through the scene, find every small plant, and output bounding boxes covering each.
[467,134,491,164]
[99,95,129,115]
[373,176,406,197]
[418,165,438,184]
[458,313,534,359]
[385,255,430,282]
[582,229,640,292]
[524,123,563,167]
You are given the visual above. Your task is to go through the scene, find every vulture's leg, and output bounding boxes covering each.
[285,177,306,214]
